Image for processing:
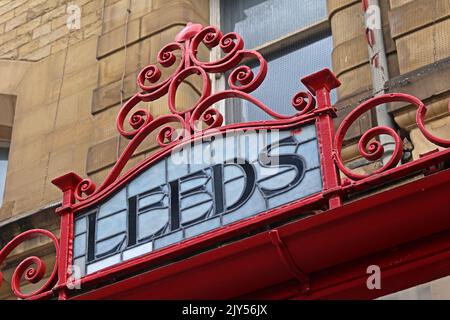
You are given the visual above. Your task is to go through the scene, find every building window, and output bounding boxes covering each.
[211,0,333,122]
[0,146,8,207]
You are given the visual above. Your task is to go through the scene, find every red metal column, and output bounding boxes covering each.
[302,69,342,209]
[52,172,83,300]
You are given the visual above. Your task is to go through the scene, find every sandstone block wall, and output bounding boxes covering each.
[0,0,208,299]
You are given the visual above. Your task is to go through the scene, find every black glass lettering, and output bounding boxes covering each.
[87,213,96,263]
[212,164,224,215]
[226,159,256,211]
[258,136,306,197]
[127,195,137,247]
[169,180,180,231]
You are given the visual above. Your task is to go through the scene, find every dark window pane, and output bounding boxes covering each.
[0,147,9,207]
[221,0,328,49]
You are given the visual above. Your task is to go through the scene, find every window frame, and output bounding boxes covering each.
[209,0,332,123]
[0,142,10,208]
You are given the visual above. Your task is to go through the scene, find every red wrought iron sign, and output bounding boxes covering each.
[1,23,449,300]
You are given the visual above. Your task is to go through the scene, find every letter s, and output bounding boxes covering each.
[258,136,306,197]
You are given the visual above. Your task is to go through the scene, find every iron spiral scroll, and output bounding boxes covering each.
[0,229,59,299]
[334,94,450,180]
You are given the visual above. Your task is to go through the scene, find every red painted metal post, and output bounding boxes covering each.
[302,69,343,209]
[52,172,83,300]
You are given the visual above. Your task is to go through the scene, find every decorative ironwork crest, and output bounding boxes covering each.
[73,22,318,203]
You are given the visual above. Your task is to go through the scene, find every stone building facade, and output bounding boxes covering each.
[0,0,448,299]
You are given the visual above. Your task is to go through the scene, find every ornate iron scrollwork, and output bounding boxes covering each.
[74,23,316,202]
[0,229,59,299]
[334,94,450,180]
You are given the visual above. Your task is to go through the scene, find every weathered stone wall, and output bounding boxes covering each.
[328,0,399,163]
[0,0,102,60]
[388,0,450,159]
[0,0,208,222]
[328,0,398,99]
[0,0,208,299]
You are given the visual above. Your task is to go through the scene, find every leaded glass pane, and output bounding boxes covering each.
[223,164,244,181]
[138,208,169,240]
[123,242,153,261]
[87,254,121,274]
[154,231,184,249]
[75,126,323,275]
[185,217,221,238]
[73,257,86,277]
[138,190,167,209]
[96,210,127,240]
[73,234,86,258]
[179,176,210,193]
[128,160,166,197]
[98,189,126,217]
[224,176,246,208]
[74,217,87,235]
[258,168,299,191]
